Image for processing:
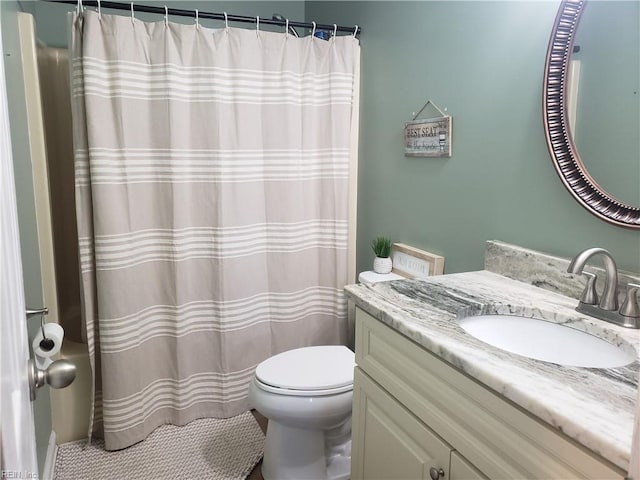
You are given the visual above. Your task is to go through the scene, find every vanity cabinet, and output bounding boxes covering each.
[352,367,487,480]
[449,452,486,480]
[351,308,625,480]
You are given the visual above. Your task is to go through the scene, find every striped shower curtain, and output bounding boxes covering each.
[69,10,360,450]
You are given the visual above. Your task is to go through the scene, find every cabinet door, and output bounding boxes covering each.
[450,452,488,480]
[352,367,452,480]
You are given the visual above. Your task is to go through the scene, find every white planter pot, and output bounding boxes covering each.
[373,256,392,274]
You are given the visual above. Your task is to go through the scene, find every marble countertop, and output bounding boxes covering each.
[345,270,640,472]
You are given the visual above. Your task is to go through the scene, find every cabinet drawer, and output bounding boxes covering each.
[355,308,624,479]
[352,367,452,480]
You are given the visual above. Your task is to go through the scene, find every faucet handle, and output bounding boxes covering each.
[619,283,640,319]
[578,271,599,305]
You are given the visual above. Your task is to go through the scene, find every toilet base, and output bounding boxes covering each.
[262,420,351,480]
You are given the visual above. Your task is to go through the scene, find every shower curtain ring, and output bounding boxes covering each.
[130,2,134,23]
[194,9,199,29]
[332,23,337,40]
[311,21,316,38]
[256,15,260,36]
[164,6,168,26]
[96,0,101,18]
[76,0,82,15]
[353,25,359,37]
[224,12,229,31]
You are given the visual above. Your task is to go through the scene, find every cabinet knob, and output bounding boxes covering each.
[429,467,445,480]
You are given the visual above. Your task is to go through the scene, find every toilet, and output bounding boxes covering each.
[249,271,402,480]
[248,345,355,480]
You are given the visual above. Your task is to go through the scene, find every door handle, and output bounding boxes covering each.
[28,358,76,401]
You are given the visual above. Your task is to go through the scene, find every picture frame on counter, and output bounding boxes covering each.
[391,243,445,278]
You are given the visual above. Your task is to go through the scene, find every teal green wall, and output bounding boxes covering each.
[16,0,640,278]
[306,1,640,274]
[1,1,52,476]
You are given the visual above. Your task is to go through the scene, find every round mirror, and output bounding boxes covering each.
[571,1,639,207]
[543,0,640,229]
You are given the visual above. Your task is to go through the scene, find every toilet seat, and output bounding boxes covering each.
[255,346,355,397]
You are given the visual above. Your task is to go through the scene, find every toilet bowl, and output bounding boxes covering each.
[248,345,355,480]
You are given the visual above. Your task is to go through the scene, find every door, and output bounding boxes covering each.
[0,19,39,478]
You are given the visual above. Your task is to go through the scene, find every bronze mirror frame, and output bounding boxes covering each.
[543,0,640,229]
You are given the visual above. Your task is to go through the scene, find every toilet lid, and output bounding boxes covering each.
[256,346,355,391]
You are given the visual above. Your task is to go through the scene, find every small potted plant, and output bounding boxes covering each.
[371,236,392,274]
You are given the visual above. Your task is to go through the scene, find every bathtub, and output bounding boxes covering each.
[50,339,91,444]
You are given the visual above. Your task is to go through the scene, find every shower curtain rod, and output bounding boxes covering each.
[44,0,361,36]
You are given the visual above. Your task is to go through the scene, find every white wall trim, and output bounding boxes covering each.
[42,430,58,480]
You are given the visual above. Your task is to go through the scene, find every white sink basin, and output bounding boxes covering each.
[458,314,636,368]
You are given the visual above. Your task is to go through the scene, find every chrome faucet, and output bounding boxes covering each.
[567,248,640,329]
[567,248,619,310]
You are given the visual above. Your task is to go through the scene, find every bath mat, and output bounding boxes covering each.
[54,411,264,480]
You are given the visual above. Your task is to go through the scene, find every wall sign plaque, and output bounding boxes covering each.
[404,100,452,158]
